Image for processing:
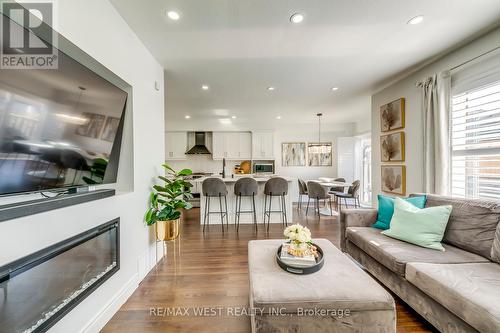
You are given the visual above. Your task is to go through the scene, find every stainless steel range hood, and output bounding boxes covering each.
[186,132,211,155]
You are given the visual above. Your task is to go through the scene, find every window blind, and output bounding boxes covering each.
[451,80,500,199]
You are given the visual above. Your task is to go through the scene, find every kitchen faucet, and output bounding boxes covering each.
[220,158,226,178]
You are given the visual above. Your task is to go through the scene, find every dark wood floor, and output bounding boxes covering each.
[103,206,436,333]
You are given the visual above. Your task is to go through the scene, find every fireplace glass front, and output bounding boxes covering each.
[0,219,119,333]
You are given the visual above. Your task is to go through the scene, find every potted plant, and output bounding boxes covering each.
[145,164,193,241]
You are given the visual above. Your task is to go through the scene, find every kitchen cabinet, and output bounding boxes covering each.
[252,132,274,159]
[165,131,188,160]
[212,132,252,160]
[238,132,252,159]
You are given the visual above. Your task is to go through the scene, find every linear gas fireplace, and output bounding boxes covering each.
[0,219,120,333]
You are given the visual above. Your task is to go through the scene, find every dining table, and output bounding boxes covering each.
[310,179,352,215]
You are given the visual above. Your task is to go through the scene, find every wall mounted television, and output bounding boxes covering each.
[0,15,127,196]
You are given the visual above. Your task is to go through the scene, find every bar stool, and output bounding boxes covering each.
[202,178,229,232]
[234,177,258,231]
[263,177,288,231]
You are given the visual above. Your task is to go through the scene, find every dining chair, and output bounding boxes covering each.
[306,181,333,217]
[335,180,361,209]
[297,179,308,210]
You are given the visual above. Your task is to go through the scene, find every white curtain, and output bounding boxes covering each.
[421,71,451,195]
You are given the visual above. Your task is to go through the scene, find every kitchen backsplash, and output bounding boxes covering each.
[166,155,246,175]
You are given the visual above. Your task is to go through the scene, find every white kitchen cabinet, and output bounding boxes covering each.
[238,132,252,159]
[252,132,274,159]
[212,132,225,159]
[165,131,188,160]
[212,132,252,160]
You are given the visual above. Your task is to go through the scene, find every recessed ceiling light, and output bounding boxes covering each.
[407,15,424,25]
[267,86,275,91]
[290,13,304,24]
[331,87,339,91]
[219,118,231,125]
[167,11,180,20]
[276,116,282,120]
[201,85,209,90]
[185,115,191,119]
[231,115,237,119]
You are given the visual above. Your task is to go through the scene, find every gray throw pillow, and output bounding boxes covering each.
[491,223,500,264]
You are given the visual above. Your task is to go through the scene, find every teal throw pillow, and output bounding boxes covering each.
[372,194,427,230]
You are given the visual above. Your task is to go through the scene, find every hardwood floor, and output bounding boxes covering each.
[103,207,436,333]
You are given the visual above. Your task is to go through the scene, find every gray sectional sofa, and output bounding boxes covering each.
[340,193,500,333]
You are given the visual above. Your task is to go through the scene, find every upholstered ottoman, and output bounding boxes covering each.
[248,238,395,333]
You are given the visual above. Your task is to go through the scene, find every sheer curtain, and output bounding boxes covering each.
[421,71,451,195]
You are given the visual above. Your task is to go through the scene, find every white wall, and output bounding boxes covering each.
[371,27,500,204]
[0,1,165,332]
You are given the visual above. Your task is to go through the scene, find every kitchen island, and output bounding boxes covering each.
[191,176,294,226]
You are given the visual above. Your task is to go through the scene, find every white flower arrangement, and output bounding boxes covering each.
[284,224,312,244]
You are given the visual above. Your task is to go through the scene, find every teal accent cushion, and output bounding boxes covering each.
[372,195,427,230]
[382,198,452,251]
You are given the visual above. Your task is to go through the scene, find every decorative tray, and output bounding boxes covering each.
[275,243,324,275]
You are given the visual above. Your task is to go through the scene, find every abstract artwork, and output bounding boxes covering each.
[307,142,332,166]
[282,142,306,166]
[75,112,105,139]
[381,165,406,195]
[380,98,405,132]
[101,117,120,142]
[380,131,405,162]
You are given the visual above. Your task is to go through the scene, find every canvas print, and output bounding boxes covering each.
[380,98,405,132]
[308,142,332,166]
[381,165,406,195]
[282,142,306,166]
[380,131,405,162]
[101,117,120,142]
[75,113,105,139]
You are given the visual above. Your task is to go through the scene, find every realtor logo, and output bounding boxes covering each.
[1,0,58,69]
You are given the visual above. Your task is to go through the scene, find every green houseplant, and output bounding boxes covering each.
[145,164,193,241]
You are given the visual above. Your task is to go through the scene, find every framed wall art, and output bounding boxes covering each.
[380,98,405,132]
[380,131,405,162]
[307,142,332,166]
[381,165,406,196]
[282,142,306,166]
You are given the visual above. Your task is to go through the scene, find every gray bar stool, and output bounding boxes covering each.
[202,178,229,232]
[234,177,258,231]
[263,177,288,231]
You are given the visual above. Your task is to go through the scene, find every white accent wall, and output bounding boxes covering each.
[0,1,165,332]
[371,27,500,204]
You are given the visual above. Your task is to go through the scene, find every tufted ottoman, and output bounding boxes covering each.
[248,238,395,333]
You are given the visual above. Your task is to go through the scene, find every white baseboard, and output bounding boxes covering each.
[81,273,139,333]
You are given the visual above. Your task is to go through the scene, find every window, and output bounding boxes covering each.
[451,79,500,199]
[361,142,372,204]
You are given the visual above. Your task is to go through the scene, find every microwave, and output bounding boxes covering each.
[253,163,274,174]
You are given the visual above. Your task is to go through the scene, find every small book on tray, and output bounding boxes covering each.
[280,243,316,267]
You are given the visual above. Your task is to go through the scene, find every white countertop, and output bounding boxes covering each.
[190,176,294,183]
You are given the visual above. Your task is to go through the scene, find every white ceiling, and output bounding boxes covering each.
[110,0,500,128]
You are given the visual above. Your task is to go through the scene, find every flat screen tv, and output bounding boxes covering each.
[0,22,127,196]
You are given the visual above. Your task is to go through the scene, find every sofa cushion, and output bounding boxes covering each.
[492,222,500,264]
[346,227,489,276]
[406,262,500,332]
[417,193,500,259]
